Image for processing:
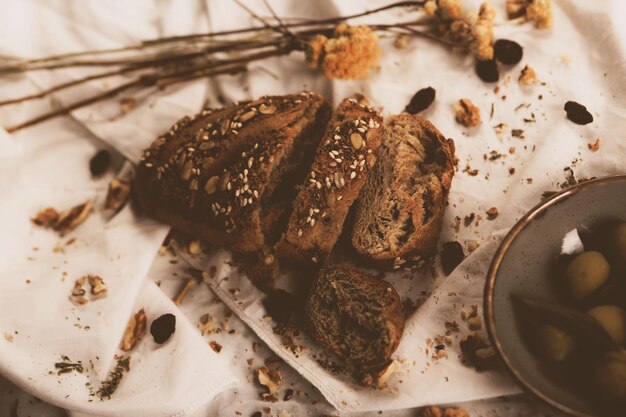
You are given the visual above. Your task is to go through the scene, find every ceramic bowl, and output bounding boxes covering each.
[484,174,626,417]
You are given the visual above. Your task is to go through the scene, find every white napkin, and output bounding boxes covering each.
[1,0,626,415]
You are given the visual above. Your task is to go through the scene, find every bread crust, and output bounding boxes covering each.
[351,114,456,268]
[134,92,330,252]
[304,265,405,370]
[275,96,383,264]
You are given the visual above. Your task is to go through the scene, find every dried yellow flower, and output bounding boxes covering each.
[526,0,552,29]
[470,3,495,61]
[305,23,380,80]
[424,1,438,17]
[438,0,462,21]
[506,0,553,29]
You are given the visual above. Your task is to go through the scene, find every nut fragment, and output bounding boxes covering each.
[258,104,277,115]
[198,313,217,335]
[442,408,471,417]
[32,208,59,228]
[204,176,220,195]
[454,99,481,127]
[121,309,147,351]
[486,207,499,220]
[420,406,443,417]
[88,275,108,299]
[350,132,364,149]
[69,277,88,305]
[255,366,283,397]
[518,65,537,85]
[467,315,482,330]
[105,178,130,211]
[54,200,94,236]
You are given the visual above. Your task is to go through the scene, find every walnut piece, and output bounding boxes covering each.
[255,366,283,399]
[54,200,94,236]
[31,208,59,228]
[518,65,538,85]
[69,277,89,305]
[88,275,108,299]
[121,309,147,351]
[454,99,481,127]
[105,178,130,211]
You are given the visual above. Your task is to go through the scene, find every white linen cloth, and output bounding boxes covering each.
[0,0,626,416]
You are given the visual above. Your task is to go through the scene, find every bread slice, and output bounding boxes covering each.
[275,96,383,264]
[351,114,455,268]
[134,92,331,252]
[304,265,405,370]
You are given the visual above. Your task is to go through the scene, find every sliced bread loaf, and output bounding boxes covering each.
[351,114,455,268]
[275,96,383,264]
[134,92,331,252]
[304,265,405,370]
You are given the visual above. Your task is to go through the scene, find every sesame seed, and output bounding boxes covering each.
[337,195,343,201]
[297,229,303,237]
[350,171,356,179]
[311,256,318,263]
[310,219,316,226]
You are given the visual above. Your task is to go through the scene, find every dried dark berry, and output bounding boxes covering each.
[405,87,436,114]
[262,289,299,323]
[283,388,294,401]
[150,313,176,344]
[89,150,111,177]
[441,241,465,275]
[475,60,499,83]
[493,39,523,65]
[564,101,593,125]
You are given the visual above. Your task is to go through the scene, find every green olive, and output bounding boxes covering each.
[608,222,626,271]
[535,324,576,362]
[564,251,610,299]
[587,305,626,345]
[594,349,626,402]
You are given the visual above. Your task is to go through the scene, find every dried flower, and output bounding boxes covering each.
[440,2,495,60]
[306,24,380,80]
[507,0,553,29]
[438,0,462,21]
[469,3,496,61]
[526,0,552,29]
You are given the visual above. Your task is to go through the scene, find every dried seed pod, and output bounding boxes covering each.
[405,87,436,114]
[493,39,523,65]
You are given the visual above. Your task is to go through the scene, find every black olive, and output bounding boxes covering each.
[494,39,523,65]
[475,60,499,83]
[564,101,593,125]
[150,313,176,344]
[89,150,111,177]
[405,87,436,114]
[441,241,465,275]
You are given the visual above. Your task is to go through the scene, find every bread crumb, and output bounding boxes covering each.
[454,99,481,127]
[4,332,13,342]
[518,65,538,85]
